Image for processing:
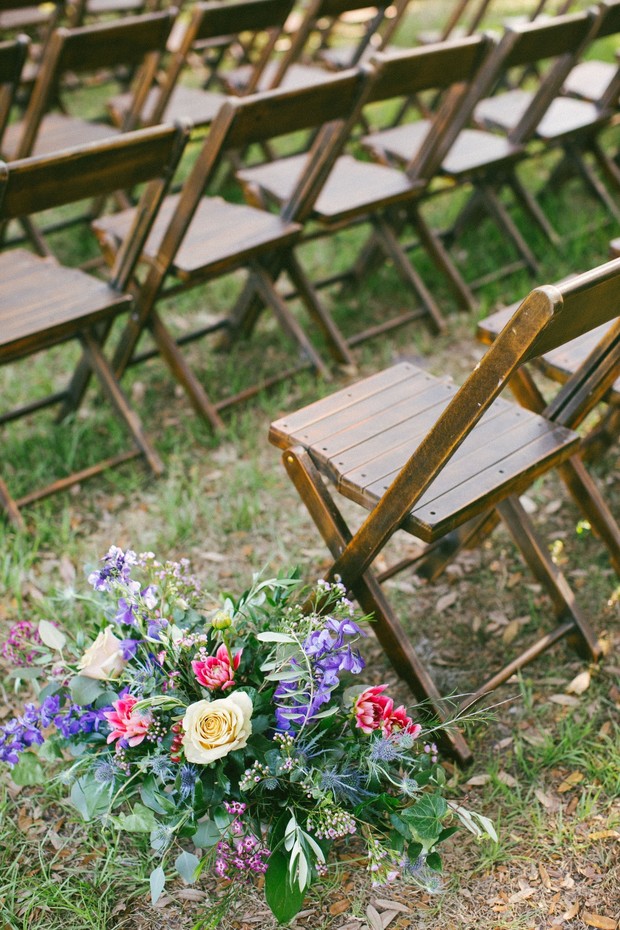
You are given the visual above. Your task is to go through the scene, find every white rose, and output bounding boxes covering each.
[77,626,127,680]
[182,692,253,764]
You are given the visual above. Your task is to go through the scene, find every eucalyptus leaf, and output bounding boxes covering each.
[9,667,43,680]
[256,632,297,643]
[38,620,66,651]
[192,819,223,848]
[175,850,200,884]
[69,675,105,706]
[149,866,166,905]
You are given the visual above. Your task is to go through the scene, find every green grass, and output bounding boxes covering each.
[1,8,620,928]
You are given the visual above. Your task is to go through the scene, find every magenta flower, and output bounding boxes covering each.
[104,695,152,747]
[192,644,242,691]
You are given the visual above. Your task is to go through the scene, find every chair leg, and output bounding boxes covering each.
[477,182,539,275]
[282,445,474,765]
[558,455,620,576]
[406,204,477,312]
[506,171,560,247]
[282,250,355,367]
[147,310,226,431]
[0,476,25,530]
[496,494,602,661]
[563,143,620,225]
[373,214,447,333]
[250,261,333,379]
[79,331,165,475]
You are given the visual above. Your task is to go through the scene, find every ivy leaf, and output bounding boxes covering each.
[264,850,306,924]
[175,851,200,884]
[11,751,45,786]
[114,803,157,833]
[69,675,105,706]
[426,851,443,871]
[401,795,448,841]
[149,866,166,905]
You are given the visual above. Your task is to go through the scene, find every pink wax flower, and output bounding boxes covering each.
[192,644,242,691]
[353,685,394,733]
[104,695,152,747]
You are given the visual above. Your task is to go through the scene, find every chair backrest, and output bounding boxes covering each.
[436,0,493,41]
[325,257,620,585]
[368,34,496,180]
[0,35,28,140]
[13,9,177,158]
[0,122,190,292]
[135,68,374,311]
[265,0,391,87]
[149,0,295,122]
[584,0,620,108]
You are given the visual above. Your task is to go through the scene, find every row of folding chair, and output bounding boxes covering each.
[1,5,619,522]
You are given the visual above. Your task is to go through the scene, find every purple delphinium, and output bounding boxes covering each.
[88,546,138,593]
[0,693,102,766]
[274,617,365,731]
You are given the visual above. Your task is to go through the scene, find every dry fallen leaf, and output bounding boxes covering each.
[436,591,457,612]
[534,789,561,812]
[497,771,518,788]
[329,899,350,917]
[366,904,383,930]
[582,912,618,930]
[558,771,585,793]
[466,773,491,786]
[549,694,581,707]
[562,902,580,920]
[566,670,591,695]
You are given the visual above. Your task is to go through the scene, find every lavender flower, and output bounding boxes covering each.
[88,546,138,593]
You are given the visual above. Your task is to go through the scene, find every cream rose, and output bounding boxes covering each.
[78,627,127,680]
[182,692,252,764]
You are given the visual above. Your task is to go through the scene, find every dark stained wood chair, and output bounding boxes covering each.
[235,36,497,343]
[268,258,620,763]
[363,12,599,284]
[225,0,393,92]
[0,0,63,95]
[65,70,375,430]
[472,6,620,227]
[0,35,28,141]
[1,10,177,162]
[107,0,296,130]
[416,0,493,45]
[0,122,190,529]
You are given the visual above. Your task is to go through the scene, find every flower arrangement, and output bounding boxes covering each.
[0,547,495,924]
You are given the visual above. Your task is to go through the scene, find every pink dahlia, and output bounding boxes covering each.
[353,685,394,733]
[104,695,152,746]
[192,644,242,691]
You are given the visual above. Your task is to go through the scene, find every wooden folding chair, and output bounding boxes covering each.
[62,70,375,430]
[0,35,28,140]
[236,36,497,343]
[362,12,600,285]
[269,258,620,763]
[226,0,393,92]
[417,0,493,45]
[108,0,296,130]
[0,0,63,95]
[471,7,620,227]
[1,10,177,161]
[0,122,190,529]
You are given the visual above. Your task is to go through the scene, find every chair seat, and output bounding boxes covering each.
[477,300,620,397]
[0,249,131,363]
[474,88,532,132]
[92,194,302,281]
[238,153,422,223]
[0,7,51,27]
[269,361,580,542]
[362,122,521,175]
[563,60,617,102]
[108,83,227,129]
[225,59,336,94]
[534,97,606,142]
[2,113,120,160]
[87,0,145,12]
